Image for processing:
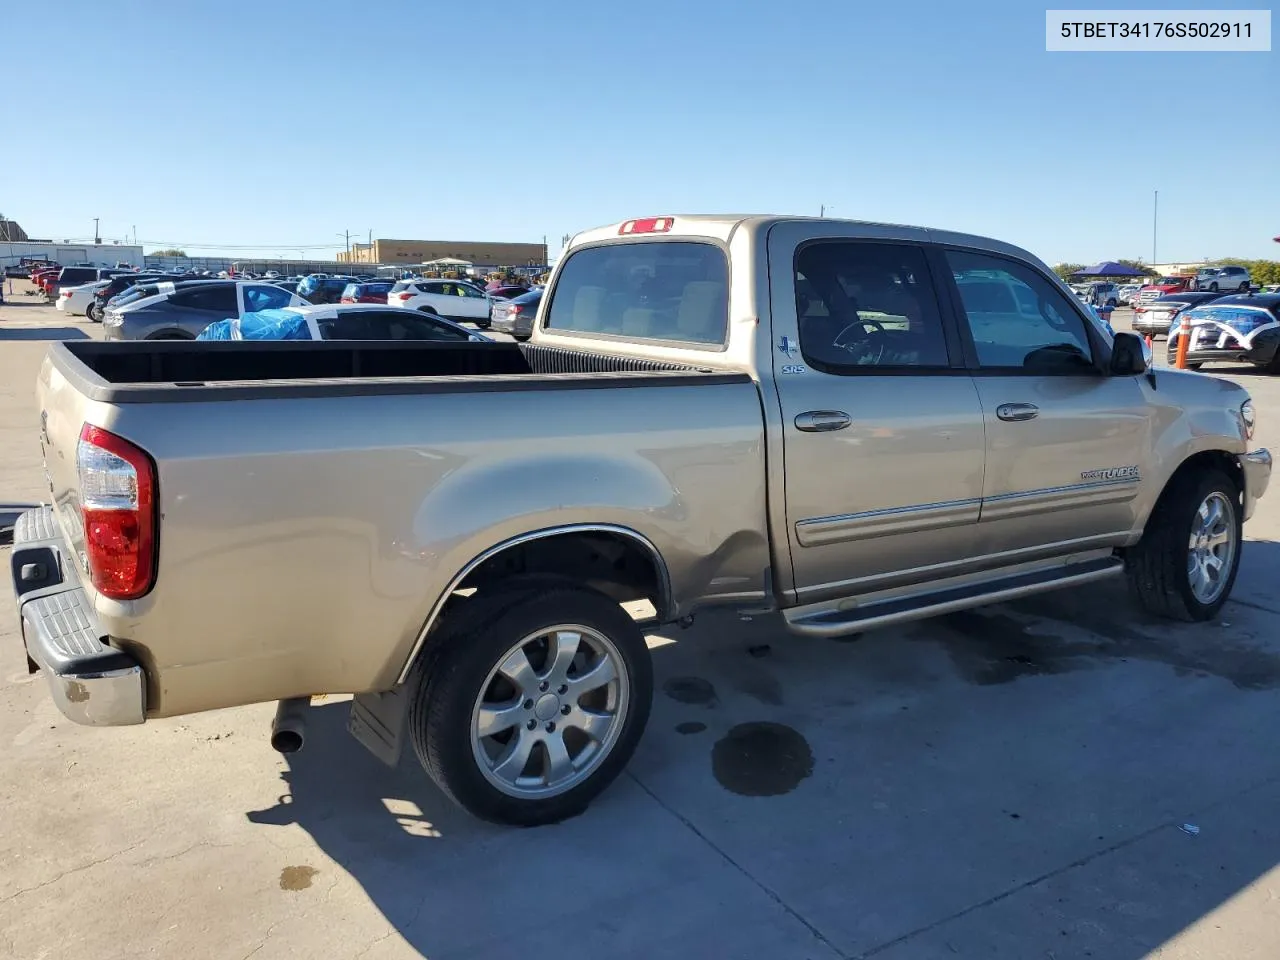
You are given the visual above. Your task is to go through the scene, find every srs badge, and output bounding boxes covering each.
[1081,465,1140,481]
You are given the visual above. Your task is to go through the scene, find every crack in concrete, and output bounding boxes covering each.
[626,771,845,959]
[0,839,220,905]
[352,927,397,960]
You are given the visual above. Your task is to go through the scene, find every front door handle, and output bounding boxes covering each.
[996,402,1039,422]
[795,410,852,432]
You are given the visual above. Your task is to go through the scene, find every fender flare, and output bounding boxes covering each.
[394,522,672,685]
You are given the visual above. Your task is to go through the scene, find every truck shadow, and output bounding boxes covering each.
[0,326,89,340]
[246,542,1280,959]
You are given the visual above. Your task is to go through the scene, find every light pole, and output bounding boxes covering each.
[93,218,100,245]
[336,230,355,262]
[1152,190,1158,265]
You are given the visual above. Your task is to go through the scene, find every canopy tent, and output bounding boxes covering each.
[420,257,474,267]
[1071,261,1146,278]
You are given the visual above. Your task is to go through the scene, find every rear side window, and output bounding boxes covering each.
[317,311,471,341]
[170,285,238,313]
[545,241,728,345]
[794,241,949,371]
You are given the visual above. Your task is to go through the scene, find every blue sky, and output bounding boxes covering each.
[4,0,1276,264]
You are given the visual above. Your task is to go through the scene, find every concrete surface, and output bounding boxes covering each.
[2,288,1280,960]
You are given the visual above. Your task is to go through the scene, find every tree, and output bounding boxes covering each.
[1115,259,1158,277]
[149,248,188,258]
[1052,263,1085,281]
[1206,257,1280,287]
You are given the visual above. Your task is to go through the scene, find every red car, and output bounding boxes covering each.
[1134,275,1192,305]
[338,281,394,304]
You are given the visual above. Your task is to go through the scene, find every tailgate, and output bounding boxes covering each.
[36,351,103,589]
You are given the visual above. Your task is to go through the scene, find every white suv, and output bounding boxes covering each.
[388,279,492,327]
[1191,265,1251,292]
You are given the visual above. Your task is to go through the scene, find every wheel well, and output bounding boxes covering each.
[146,330,194,340]
[1156,450,1243,511]
[453,530,668,616]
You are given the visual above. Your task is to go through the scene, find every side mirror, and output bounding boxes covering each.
[1110,331,1149,376]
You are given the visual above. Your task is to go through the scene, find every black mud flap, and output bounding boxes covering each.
[348,686,410,767]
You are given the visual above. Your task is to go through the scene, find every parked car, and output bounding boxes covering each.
[1190,265,1252,293]
[91,273,172,321]
[12,214,1272,826]
[339,281,394,304]
[486,284,531,301]
[1165,293,1280,371]
[388,278,492,326]
[56,280,111,317]
[45,266,127,301]
[298,275,358,305]
[1117,284,1142,305]
[102,279,308,340]
[1083,282,1119,307]
[489,288,542,340]
[1136,276,1192,305]
[1132,292,1226,338]
[270,279,301,296]
[285,303,488,342]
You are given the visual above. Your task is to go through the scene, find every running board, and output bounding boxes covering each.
[783,557,1123,637]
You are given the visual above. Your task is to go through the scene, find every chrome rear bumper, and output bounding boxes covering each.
[10,507,145,726]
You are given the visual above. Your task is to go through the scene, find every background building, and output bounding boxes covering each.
[1,240,144,270]
[338,239,548,269]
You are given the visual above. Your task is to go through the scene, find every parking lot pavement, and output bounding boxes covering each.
[3,299,1280,959]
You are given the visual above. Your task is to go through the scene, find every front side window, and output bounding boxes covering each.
[946,250,1094,372]
[794,241,949,371]
[545,241,728,345]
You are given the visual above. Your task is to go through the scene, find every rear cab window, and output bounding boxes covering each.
[545,240,728,346]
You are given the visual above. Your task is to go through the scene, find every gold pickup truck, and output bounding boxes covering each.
[11,215,1272,825]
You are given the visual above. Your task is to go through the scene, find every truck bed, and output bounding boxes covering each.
[53,340,746,403]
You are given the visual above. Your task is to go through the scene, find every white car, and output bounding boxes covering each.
[388,278,493,326]
[203,303,491,342]
[56,280,111,316]
[1117,284,1142,305]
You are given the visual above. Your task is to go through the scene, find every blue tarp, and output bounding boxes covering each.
[1071,261,1146,278]
[196,309,311,341]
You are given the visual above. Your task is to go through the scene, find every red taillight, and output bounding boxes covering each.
[510,305,522,315]
[618,217,674,235]
[397,292,413,301]
[60,290,71,298]
[76,424,156,600]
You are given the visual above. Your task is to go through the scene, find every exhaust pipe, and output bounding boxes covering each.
[270,697,310,753]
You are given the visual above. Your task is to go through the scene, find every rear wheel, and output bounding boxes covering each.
[87,301,102,322]
[1238,281,1250,292]
[1125,468,1241,621]
[409,583,653,825]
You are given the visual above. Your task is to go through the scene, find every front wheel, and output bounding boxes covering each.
[1239,282,1251,292]
[409,583,653,825]
[1208,282,1219,292]
[1125,468,1242,621]
[87,301,102,322]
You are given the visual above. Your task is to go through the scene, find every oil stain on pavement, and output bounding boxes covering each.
[663,676,718,705]
[939,599,1280,690]
[279,865,318,891]
[712,722,813,796]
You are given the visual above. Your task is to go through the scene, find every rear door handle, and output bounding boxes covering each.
[996,403,1039,422]
[794,410,852,432]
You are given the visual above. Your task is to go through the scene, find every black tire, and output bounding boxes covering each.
[1185,362,1203,371]
[1125,468,1242,621]
[1208,282,1219,292]
[408,582,653,825]
[1106,298,1117,307]
[87,301,102,322]
[1238,282,1250,292]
